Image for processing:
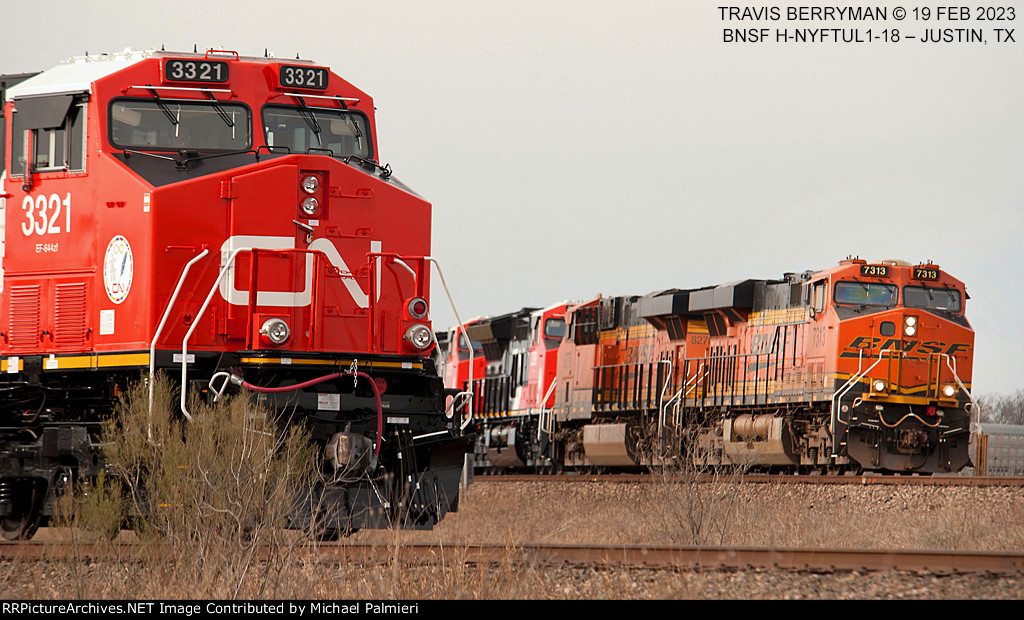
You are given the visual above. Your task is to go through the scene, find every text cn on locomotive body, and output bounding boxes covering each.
[0,49,468,540]
[447,258,976,476]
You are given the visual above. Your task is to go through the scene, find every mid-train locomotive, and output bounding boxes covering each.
[446,258,976,475]
[0,49,467,539]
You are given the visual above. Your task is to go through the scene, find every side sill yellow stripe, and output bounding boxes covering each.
[239,357,423,370]
[2,353,151,372]
[3,353,423,372]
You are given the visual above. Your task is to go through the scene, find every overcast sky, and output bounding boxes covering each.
[2,1,1021,395]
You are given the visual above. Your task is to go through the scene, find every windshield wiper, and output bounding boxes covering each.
[179,148,258,165]
[292,95,322,146]
[203,90,235,130]
[145,86,179,129]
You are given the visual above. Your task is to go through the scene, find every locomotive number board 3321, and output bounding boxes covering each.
[162,58,229,83]
[277,64,329,90]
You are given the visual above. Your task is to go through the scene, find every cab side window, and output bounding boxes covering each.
[10,94,87,176]
[812,281,827,314]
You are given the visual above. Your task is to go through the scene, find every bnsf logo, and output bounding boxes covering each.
[843,336,970,357]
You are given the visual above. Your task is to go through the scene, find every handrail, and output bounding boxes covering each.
[536,378,559,441]
[943,353,978,432]
[445,391,473,418]
[180,247,252,420]
[148,248,209,439]
[662,362,707,414]
[830,348,891,458]
[672,350,780,410]
[653,360,673,445]
[425,257,474,429]
[674,362,706,428]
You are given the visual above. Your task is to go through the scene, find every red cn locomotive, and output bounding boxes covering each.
[437,318,485,406]
[0,50,466,539]
[462,302,568,471]
[450,258,976,475]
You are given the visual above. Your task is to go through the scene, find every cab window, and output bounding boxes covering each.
[812,281,827,313]
[262,105,371,159]
[833,281,897,307]
[109,98,250,152]
[904,286,962,313]
[457,334,483,361]
[10,94,87,175]
[543,318,566,349]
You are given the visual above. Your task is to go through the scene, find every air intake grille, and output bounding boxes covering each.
[8,284,41,352]
[55,282,87,349]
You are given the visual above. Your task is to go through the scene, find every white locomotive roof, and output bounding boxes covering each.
[5,50,155,101]
[5,49,313,102]
[532,301,574,316]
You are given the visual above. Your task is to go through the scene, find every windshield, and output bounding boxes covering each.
[109,99,250,151]
[457,333,484,361]
[544,318,566,349]
[262,105,371,158]
[904,286,962,313]
[834,281,898,307]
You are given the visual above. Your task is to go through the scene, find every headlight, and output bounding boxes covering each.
[301,196,320,215]
[873,379,887,392]
[260,318,291,345]
[904,316,917,336]
[301,175,320,194]
[404,324,433,350]
[942,384,957,398]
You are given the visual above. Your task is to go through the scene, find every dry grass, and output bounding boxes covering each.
[4,391,1024,599]
[7,477,1024,599]
[33,375,318,599]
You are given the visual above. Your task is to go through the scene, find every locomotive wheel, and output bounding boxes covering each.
[0,484,43,541]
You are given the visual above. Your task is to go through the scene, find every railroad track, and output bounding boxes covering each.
[3,539,1022,575]
[471,473,1024,486]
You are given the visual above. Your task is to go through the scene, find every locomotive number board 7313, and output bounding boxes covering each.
[912,267,940,281]
[859,264,890,277]
[163,59,229,83]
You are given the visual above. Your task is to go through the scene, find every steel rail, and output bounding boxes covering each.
[3,540,1022,575]
[340,543,1024,575]
[469,473,1024,486]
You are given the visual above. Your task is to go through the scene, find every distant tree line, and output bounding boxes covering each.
[977,390,1024,425]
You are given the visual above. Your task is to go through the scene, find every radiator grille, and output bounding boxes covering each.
[8,284,41,352]
[54,282,87,349]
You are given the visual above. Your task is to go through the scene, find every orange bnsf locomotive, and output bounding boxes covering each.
[0,50,467,539]
[452,258,976,475]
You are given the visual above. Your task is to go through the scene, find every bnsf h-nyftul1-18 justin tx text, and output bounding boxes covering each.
[0,50,468,540]
[441,259,976,476]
